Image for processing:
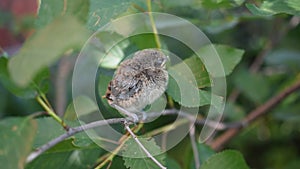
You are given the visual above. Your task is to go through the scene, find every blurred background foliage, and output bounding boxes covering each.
[0,0,300,169]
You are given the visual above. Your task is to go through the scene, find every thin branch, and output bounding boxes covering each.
[124,121,167,169]
[189,123,200,169]
[211,79,300,150]
[27,82,300,164]
[26,118,125,163]
[26,109,245,163]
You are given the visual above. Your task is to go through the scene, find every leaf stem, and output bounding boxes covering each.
[147,0,161,49]
[36,95,67,129]
[40,93,53,110]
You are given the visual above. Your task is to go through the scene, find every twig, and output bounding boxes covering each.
[189,123,200,169]
[36,95,68,129]
[26,118,125,163]
[211,79,300,150]
[26,109,244,163]
[124,121,167,169]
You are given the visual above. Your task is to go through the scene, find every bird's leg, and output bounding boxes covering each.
[139,111,148,121]
[112,104,139,123]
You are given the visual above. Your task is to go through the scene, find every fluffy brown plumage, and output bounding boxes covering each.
[105,49,168,118]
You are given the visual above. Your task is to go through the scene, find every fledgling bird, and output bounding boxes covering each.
[105,49,169,121]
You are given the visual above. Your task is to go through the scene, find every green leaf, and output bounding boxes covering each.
[201,150,250,169]
[246,0,300,16]
[197,144,215,164]
[8,16,90,87]
[273,104,300,122]
[36,0,89,28]
[123,138,166,169]
[265,49,300,69]
[166,73,198,107]
[166,156,181,169]
[87,0,139,31]
[0,57,35,98]
[166,75,224,108]
[272,92,300,122]
[232,0,245,6]
[160,0,195,8]
[95,31,130,69]
[198,44,244,77]
[72,130,96,148]
[0,57,49,98]
[26,139,103,169]
[167,57,204,107]
[167,44,243,89]
[34,117,95,148]
[189,143,215,169]
[64,96,98,121]
[215,45,244,76]
[97,70,121,117]
[223,102,246,121]
[201,0,245,9]
[129,34,159,50]
[67,120,96,148]
[233,68,271,104]
[203,17,239,34]
[202,0,230,9]
[180,56,211,88]
[33,117,65,148]
[0,117,37,169]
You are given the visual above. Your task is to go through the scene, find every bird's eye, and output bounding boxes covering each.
[154,57,166,67]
